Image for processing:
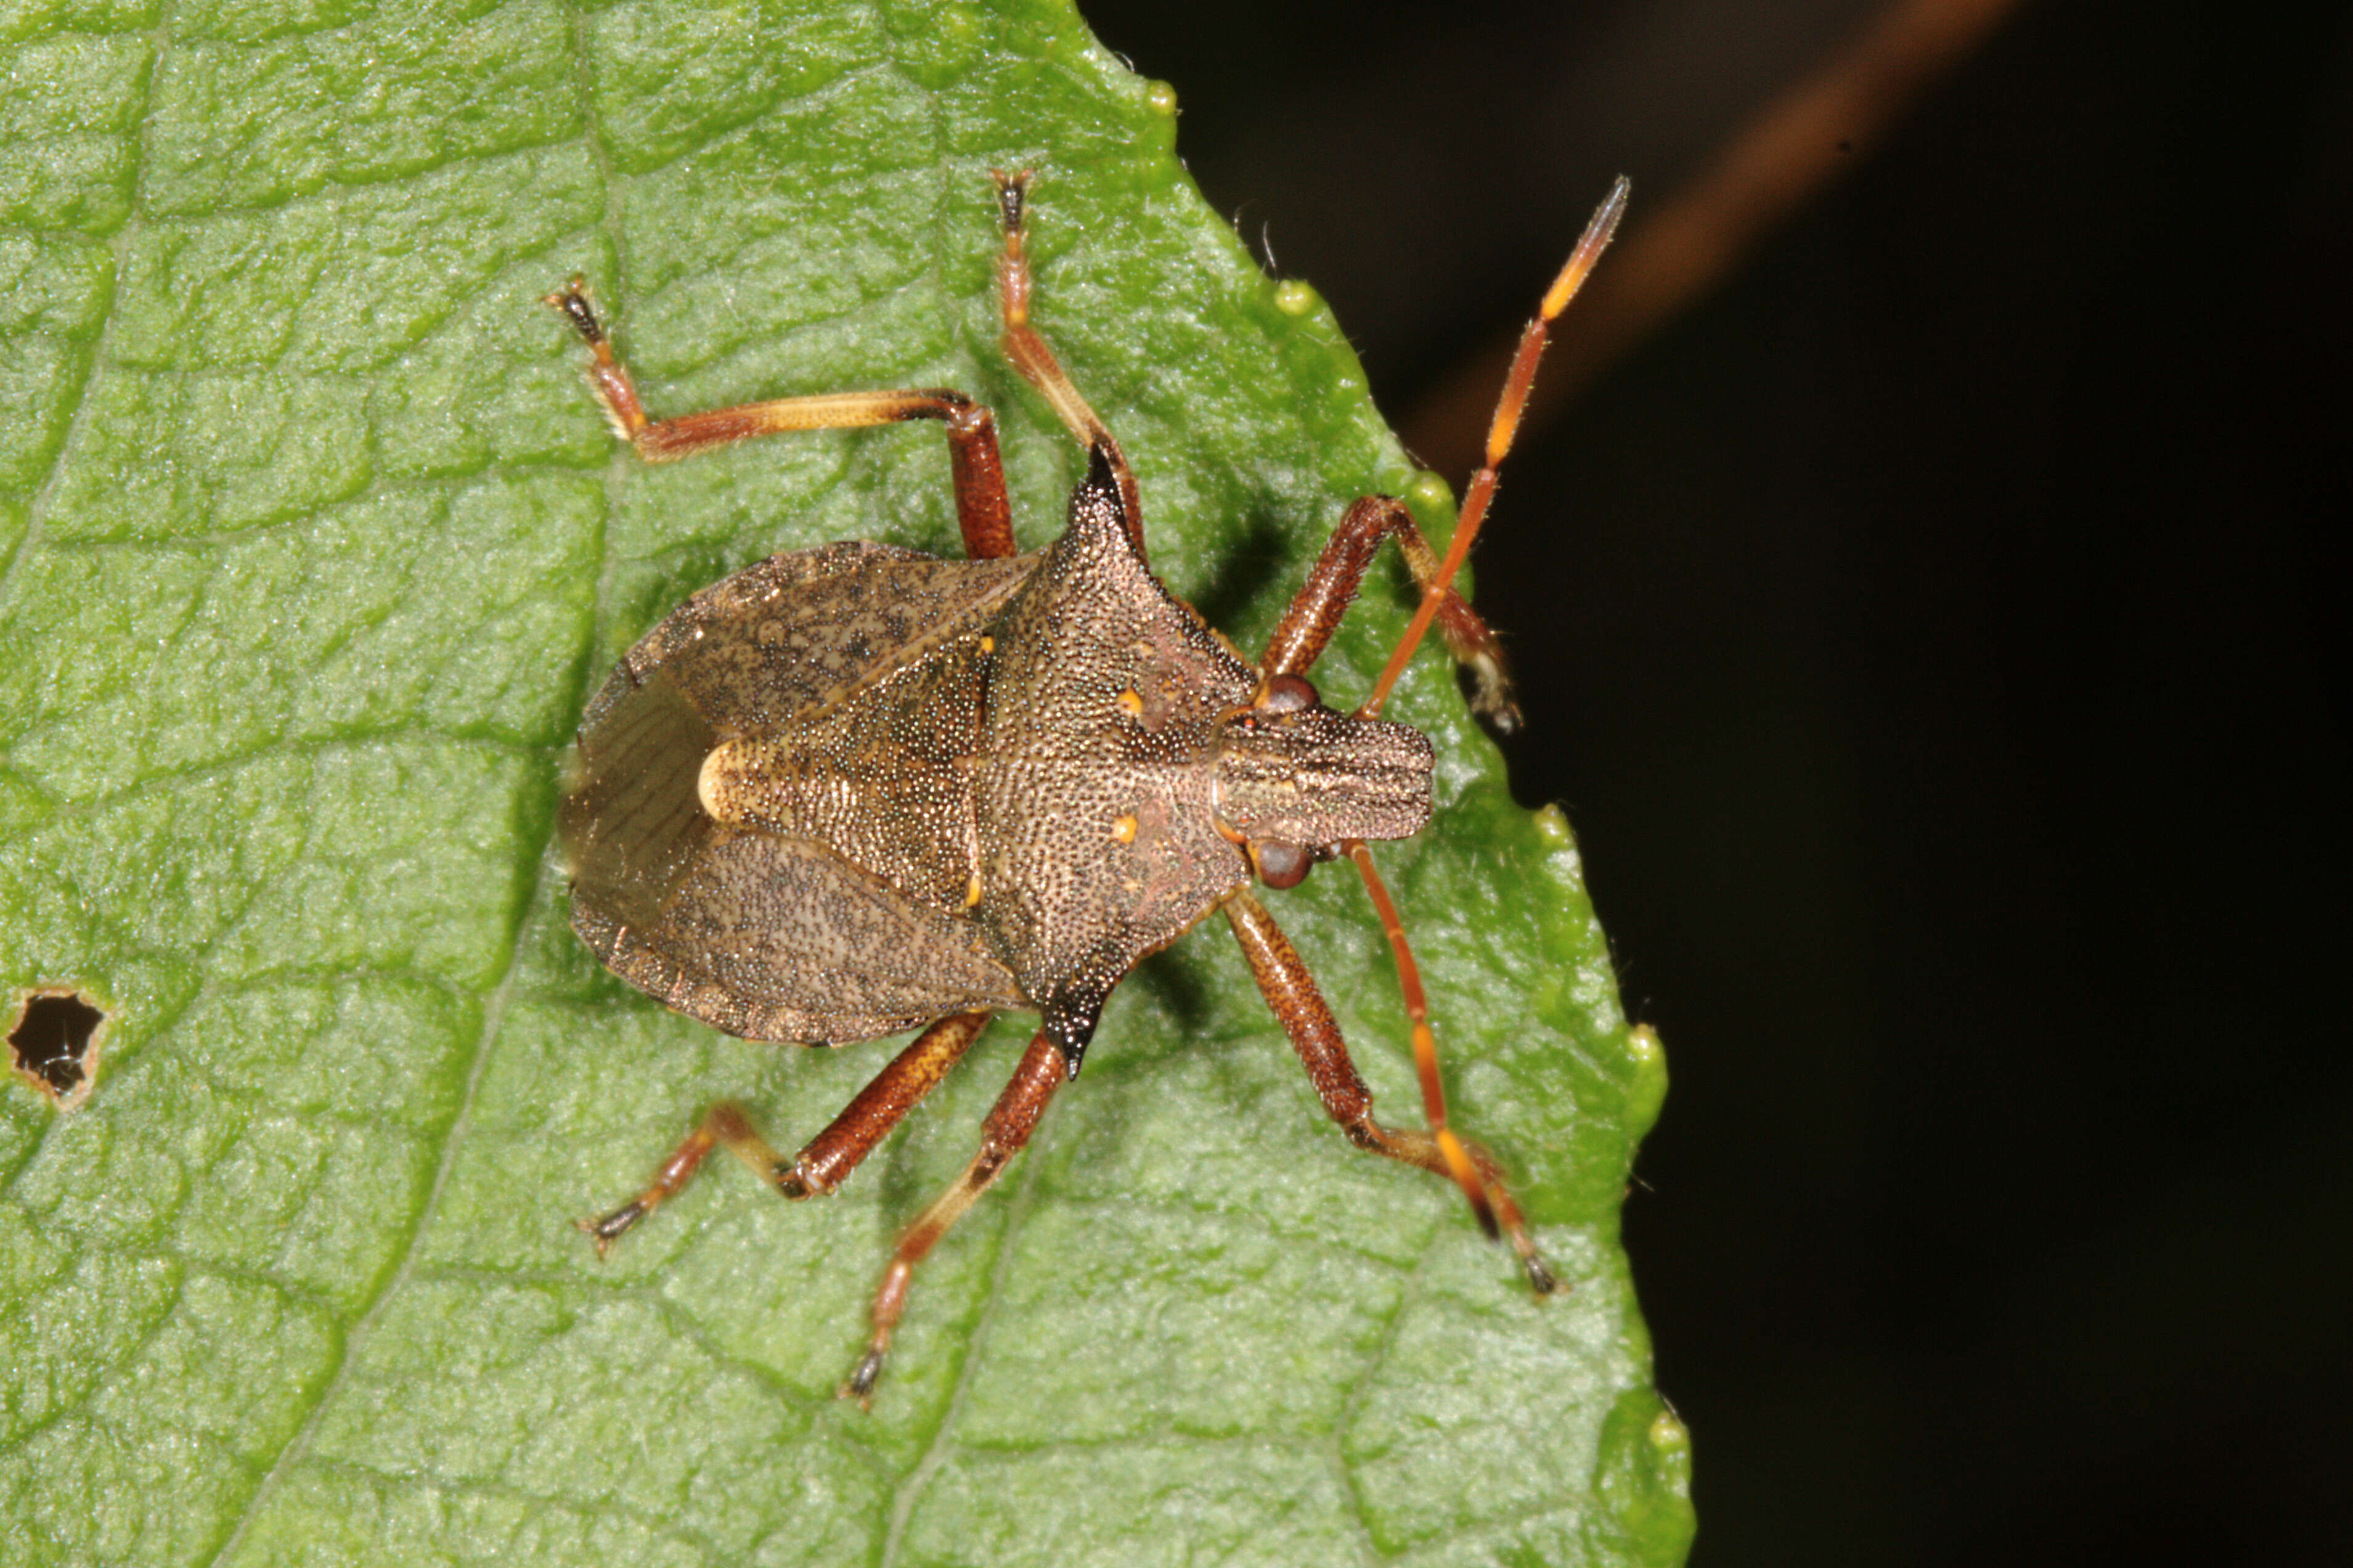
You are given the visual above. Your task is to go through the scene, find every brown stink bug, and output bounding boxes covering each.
[547,171,1628,1402]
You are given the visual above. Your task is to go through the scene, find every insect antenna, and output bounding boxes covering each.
[1359,175,1629,721]
[1348,841,1556,1289]
[1344,178,1628,1285]
[1347,841,1496,1234]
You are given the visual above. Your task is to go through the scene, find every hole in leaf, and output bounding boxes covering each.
[9,988,111,1112]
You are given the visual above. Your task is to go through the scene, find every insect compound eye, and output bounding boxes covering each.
[1252,840,1313,889]
[1257,673,1318,714]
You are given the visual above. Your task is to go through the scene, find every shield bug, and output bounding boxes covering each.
[548,171,1628,1402]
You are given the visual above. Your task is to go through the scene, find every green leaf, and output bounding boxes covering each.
[0,2,1691,1563]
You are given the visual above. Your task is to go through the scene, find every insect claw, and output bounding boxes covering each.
[989,167,1033,235]
[577,1198,645,1257]
[1522,1252,1560,1296]
[1461,650,1523,732]
[841,1349,886,1408]
[542,278,608,349]
[573,1216,614,1259]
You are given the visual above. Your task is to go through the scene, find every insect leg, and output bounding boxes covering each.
[1223,888,1558,1294]
[1361,178,1629,721]
[578,1011,991,1254]
[785,1011,992,1196]
[1260,494,1520,729]
[542,279,1018,560]
[988,171,1146,560]
[843,1028,1065,1405]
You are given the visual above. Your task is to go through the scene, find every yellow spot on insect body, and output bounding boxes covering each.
[1111,814,1138,844]
[1117,688,1143,717]
[695,746,728,819]
[978,635,994,654]
[964,873,983,907]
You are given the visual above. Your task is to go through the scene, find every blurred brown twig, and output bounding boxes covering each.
[1400,0,2033,481]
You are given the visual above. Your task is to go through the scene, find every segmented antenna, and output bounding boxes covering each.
[1360,176,1630,720]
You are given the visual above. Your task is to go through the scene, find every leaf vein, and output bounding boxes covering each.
[198,821,557,1564]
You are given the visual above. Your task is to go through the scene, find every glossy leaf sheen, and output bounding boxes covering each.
[0,1,1690,1563]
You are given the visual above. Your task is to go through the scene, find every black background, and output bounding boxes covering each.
[1080,1,2351,1562]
